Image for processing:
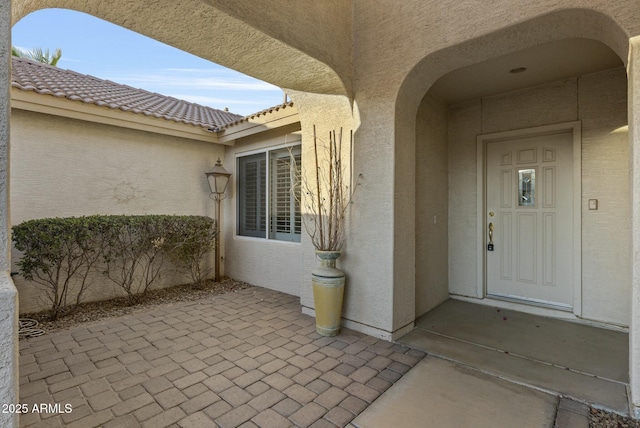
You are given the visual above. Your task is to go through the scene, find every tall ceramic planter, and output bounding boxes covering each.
[312,251,345,336]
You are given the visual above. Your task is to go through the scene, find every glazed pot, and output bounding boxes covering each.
[311,250,345,336]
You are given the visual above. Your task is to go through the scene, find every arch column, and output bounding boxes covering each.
[0,1,19,427]
[346,95,415,339]
[630,35,640,418]
[287,88,414,340]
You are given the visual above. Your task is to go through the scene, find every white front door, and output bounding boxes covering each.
[485,130,574,309]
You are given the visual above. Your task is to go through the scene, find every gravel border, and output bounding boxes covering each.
[591,408,640,428]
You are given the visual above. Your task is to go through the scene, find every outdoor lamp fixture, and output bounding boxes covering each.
[205,158,232,282]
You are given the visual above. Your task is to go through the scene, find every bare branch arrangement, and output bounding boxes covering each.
[293,126,360,251]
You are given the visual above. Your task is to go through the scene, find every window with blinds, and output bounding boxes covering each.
[237,145,301,242]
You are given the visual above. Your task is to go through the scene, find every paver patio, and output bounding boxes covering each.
[18,286,425,428]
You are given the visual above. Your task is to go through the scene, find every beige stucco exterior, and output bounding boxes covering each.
[629,34,640,419]
[415,94,450,318]
[4,0,640,421]
[10,107,225,313]
[0,1,17,424]
[222,123,306,297]
[11,109,223,224]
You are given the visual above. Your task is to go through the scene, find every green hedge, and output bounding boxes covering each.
[13,215,217,318]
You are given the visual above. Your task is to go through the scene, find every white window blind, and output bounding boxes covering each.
[270,147,301,242]
[238,153,266,238]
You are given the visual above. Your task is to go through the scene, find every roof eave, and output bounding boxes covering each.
[11,89,233,145]
[216,103,300,144]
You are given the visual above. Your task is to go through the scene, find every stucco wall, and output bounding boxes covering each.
[11,109,223,313]
[629,34,640,417]
[444,66,629,326]
[447,99,482,297]
[0,1,17,422]
[579,67,630,325]
[223,124,306,297]
[0,273,17,428]
[415,94,449,317]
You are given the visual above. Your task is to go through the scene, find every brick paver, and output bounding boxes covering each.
[18,286,425,427]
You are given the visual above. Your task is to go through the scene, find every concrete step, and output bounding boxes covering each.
[399,328,628,414]
[414,300,628,383]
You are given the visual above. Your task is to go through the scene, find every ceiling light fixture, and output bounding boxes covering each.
[509,67,527,74]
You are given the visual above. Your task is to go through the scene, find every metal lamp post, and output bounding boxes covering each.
[205,158,231,282]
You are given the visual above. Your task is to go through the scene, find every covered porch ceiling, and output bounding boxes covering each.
[429,38,623,104]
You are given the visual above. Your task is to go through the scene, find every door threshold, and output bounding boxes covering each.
[452,294,577,320]
[487,293,572,312]
[451,295,628,332]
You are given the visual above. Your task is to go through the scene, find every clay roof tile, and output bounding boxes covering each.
[11,57,244,129]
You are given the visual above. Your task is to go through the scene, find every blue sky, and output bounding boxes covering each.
[12,8,285,116]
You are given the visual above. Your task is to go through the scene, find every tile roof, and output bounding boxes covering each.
[219,101,296,129]
[11,57,244,130]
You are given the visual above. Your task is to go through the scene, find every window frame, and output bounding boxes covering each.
[236,143,302,243]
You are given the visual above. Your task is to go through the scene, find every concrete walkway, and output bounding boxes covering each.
[18,287,425,428]
[351,356,590,428]
[352,355,558,427]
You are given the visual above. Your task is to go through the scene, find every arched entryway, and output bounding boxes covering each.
[393,7,633,413]
[416,36,627,324]
[392,6,629,329]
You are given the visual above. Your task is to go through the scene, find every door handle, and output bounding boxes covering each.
[488,223,494,251]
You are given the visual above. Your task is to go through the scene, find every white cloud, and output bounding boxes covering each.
[168,93,285,116]
[103,68,281,92]
[168,94,269,106]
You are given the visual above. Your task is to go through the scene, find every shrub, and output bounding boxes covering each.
[163,216,216,288]
[100,216,168,305]
[13,216,107,319]
[12,215,218,316]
